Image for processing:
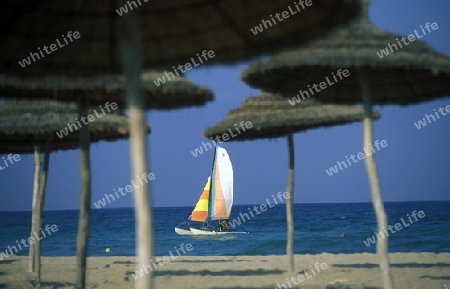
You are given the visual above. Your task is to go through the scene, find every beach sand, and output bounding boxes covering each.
[1,253,449,288]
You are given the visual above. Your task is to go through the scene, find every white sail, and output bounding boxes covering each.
[214,146,234,217]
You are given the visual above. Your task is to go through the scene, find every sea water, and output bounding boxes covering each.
[0,201,449,257]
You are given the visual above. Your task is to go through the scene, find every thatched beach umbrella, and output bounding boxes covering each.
[0,0,362,76]
[0,72,214,110]
[1,1,362,288]
[0,99,149,287]
[0,100,138,152]
[0,73,212,288]
[204,93,380,272]
[241,1,450,288]
[0,72,212,288]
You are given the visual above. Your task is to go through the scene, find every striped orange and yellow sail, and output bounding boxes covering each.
[190,177,211,222]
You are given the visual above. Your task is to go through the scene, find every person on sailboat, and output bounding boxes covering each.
[218,219,229,231]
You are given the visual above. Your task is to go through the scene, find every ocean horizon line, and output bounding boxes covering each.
[1,199,449,213]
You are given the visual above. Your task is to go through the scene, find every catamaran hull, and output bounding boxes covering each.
[174,227,193,235]
[190,228,248,235]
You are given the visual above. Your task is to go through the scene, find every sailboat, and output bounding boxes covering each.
[175,145,248,235]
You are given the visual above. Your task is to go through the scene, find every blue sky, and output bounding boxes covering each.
[0,0,449,211]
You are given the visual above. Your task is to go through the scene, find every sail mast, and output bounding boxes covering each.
[207,142,218,221]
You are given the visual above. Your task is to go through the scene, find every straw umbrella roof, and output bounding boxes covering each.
[204,91,380,274]
[0,72,214,109]
[0,98,150,287]
[1,0,361,77]
[0,99,150,153]
[204,93,380,140]
[241,2,450,105]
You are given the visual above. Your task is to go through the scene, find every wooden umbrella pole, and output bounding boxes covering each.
[76,98,91,289]
[118,7,154,289]
[359,70,394,289]
[35,137,51,287]
[29,145,41,273]
[286,133,295,272]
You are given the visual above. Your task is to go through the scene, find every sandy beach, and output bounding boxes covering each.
[1,253,449,289]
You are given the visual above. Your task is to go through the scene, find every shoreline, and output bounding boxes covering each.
[1,252,449,288]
